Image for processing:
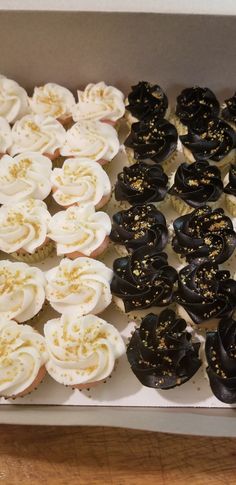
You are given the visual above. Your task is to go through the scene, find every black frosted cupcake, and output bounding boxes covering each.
[206,316,236,403]
[125,117,178,167]
[176,261,236,326]
[125,81,169,125]
[169,161,223,214]
[111,247,178,315]
[224,164,236,216]
[110,204,168,256]
[221,92,236,130]
[172,206,236,264]
[127,309,201,389]
[180,118,236,168]
[115,162,168,207]
[175,86,220,134]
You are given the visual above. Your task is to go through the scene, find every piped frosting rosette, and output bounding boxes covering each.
[0,75,29,123]
[44,313,125,387]
[29,83,75,122]
[45,257,112,316]
[0,319,48,398]
[0,117,12,154]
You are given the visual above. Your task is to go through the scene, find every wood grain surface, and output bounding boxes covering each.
[0,426,236,484]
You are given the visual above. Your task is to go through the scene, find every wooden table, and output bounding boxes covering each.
[1,426,236,484]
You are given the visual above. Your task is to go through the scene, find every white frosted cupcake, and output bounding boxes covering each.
[45,257,112,316]
[72,81,125,126]
[0,319,48,399]
[0,260,46,323]
[10,114,66,161]
[48,204,111,259]
[60,120,119,165]
[29,83,76,126]
[0,75,29,123]
[0,117,12,156]
[0,199,53,263]
[0,152,52,204]
[44,313,125,389]
[51,158,111,209]
[224,165,236,216]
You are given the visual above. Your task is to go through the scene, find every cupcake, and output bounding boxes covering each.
[72,81,125,126]
[127,309,201,389]
[10,114,66,162]
[0,260,46,323]
[221,92,236,130]
[206,316,236,403]
[0,199,53,263]
[51,158,111,209]
[124,117,178,167]
[176,260,236,326]
[0,319,48,399]
[44,313,125,389]
[60,120,120,165]
[48,204,111,258]
[169,161,223,215]
[29,82,76,126]
[224,164,236,216]
[115,162,168,207]
[125,81,169,126]
[0,75,29,123]
[110,204,168,256]
[0,117,12,156]
[111,248,177,314]
[175,86,220,134]
[172,206,236,264]
[180,118,236,168]
[45,257,112,316]
[0,153,52,204]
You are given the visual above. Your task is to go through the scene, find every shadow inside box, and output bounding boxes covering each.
[158,366,212,405]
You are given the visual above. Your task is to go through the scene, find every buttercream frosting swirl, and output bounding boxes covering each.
[224,164,236,197]
[169,161,223,208]
[111,248,177,312]
[0,199,51,254]
[0,260,46,323]
[176,86,220,128]
[0,318,48,398]
[60,120,120,161]
[110,204,168,252]
[0,117,12,154]
[206,316,236,403]
[10,114,66,156]
[125,118,177,163]
[0,152,52,203]
[48,204,111,256]
[45,257,112,316]
[221,93,236,125]
[72,82,125,122]
[176,261,236,324]
[115,162,168,205]
[51,158,111,207]
[126,81,168,121]
[0,75,29,123]
[127,309,201,389]
[44,313,125,386]
[30,83,75,120]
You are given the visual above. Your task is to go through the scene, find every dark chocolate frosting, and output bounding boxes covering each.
[176,261,236,324]
[169,161,223,207]
[127,309,201,389]
[180,118,236,162]
[221,93,236,124]
[111,248,178,312]
[172,206,236,264]
[126,81,168,121]
[115,162,168,205]
[224,164,236,197]
[110,204,168,252]
[206,317,236,403]
[125,118,178,163]
[176,86,220,128]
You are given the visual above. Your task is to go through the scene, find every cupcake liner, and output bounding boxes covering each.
[170,196,192,215]
[11,239,55,263]
[225,194,236,216]
[161,150,178,171]
[169,113,188,136]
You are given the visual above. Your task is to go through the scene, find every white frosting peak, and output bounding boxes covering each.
[45,257,112,316]
[30,83,75,120]
[0,117,12,154]
[48,204,111,256]
[0,75,29,123]
[60,120,119,161]
[72,82,125,122]
[44,313,125,386]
